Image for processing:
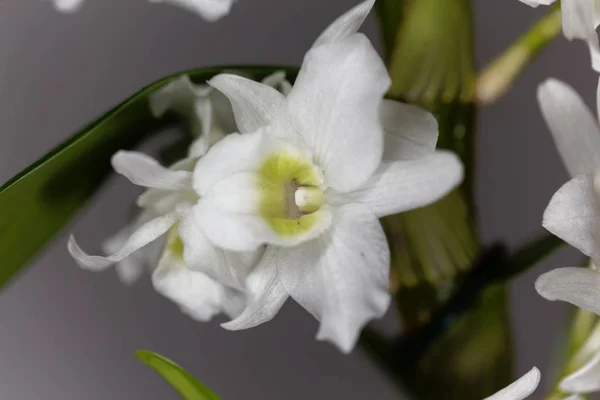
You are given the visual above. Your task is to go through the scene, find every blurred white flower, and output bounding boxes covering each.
[51,0,85,13]
[50,0,235,21]
[191,0,463,352]
[534,77,600,394]
[68,72,290,321]
[516,0,600,71]
[68,147,257,322]
[484,367,541,400]
[148,0,234,21]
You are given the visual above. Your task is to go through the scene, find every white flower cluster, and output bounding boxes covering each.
[68,0,463,353]
[515,0,600,398]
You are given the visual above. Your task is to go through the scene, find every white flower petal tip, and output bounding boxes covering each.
[68,235,113,271]
[537,78,600,177]
[220,247,289,331]
[313,0,376,47]
[68,213,177,272]
[560,352,600,393]
[342,151,463,218]
[535,267,600,315]
[484,367,541,400]
[516,0,557,7]
[111,151,192,191]
[52,0,86,13]
[147,0,234,21]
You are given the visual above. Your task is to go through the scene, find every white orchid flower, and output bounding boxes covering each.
[50,0,234,21]
[190,0,464,352]
[516,0,600,72]
[484,367,541,400]
[68,72,291,321]
[534,77,600,394]
[68,148,257,321]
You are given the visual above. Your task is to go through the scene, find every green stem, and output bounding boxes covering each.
[477,6,561,105]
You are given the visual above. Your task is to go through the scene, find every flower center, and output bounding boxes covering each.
[257,148,325,237]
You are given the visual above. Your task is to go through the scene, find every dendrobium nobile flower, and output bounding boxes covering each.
[67,0,464,353]
[189,0,464,352]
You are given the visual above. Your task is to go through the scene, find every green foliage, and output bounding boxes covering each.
[136,350,222,400]
[0,66,296,290]
[384,0,476,105]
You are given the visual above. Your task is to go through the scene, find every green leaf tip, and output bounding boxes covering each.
[136,350,222,400]
[0,65,297,292]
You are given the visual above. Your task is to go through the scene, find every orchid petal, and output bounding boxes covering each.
[102,224,147,284]
[561,0,600,72]
[380,99,439,161]
[287,34,390,193]
[536,267,600,315]
[260,71,293,96]
[561,352,600,393]
[542,173,600,263]
[209,74,287,133]
[152,235,244,322]
[538,79,600,177]
[112,151,192,190]
[338,151,463,218]
[516,0,556,6]
[312,0,375,47]
[147,0,234,21]
[222,246,289,330]
[149,75,213,141]
[193,131,273,195]
[179,210,261,289]
[277,203,391,353]
[68,212,178,271]
[484,367,541,400]
[52,0,86,12]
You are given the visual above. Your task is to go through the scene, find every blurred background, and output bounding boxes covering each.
[0,0,593,398]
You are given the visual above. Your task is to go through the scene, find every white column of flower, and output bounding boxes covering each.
[188,0,464,352]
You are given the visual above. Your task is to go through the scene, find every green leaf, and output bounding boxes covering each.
[136,350,221,400]
[0,65,297,289]
[374,0,408,62]
[386,0,475,105]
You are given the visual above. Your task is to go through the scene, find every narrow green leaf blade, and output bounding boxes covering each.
[136,350,221,400]
[0,66,297,289]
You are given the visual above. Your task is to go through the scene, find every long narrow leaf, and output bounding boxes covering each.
[136,350,221,400]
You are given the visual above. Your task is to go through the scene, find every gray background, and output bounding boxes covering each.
[0,0,592,399]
